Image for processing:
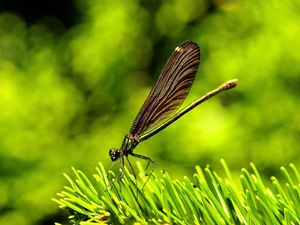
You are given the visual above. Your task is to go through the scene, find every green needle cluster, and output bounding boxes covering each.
[53,160,300,224]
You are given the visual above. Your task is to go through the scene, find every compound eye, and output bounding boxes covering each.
[109,149,115,156]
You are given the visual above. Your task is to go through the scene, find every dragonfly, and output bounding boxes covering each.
[109,40,238,181]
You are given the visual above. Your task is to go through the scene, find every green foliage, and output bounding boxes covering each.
[54,160,300,224]
[0,0,299,224]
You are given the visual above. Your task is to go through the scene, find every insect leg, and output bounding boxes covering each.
[129,153,157,190]
[125,155,140,198]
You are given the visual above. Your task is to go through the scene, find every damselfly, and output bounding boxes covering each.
[109,41,238,181]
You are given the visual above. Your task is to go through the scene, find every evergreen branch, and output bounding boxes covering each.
[53,160,300,224]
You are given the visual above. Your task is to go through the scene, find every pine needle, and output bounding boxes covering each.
[53,160,300,224]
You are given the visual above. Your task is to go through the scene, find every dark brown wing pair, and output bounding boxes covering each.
[129,41,200,137]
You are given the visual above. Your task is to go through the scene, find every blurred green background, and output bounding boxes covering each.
[0,0,299,224]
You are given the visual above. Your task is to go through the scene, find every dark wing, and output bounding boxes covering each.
[129,41,200,136]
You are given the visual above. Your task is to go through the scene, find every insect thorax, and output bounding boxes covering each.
[121,133,139,154]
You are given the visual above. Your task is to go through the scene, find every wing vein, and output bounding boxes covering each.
[129,41,200,136]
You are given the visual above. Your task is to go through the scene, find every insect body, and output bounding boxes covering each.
[109,41,238,180]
